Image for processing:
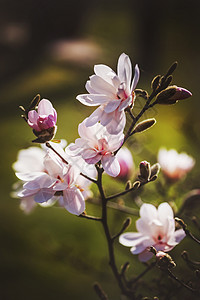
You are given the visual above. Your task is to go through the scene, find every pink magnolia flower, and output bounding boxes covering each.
[15,145,94,215]
[119,202,185,262]
[77,53,140,134]
[28,99,57,131]
[67,118,124,177]
[158,148,195,182]
[116,147,134,180]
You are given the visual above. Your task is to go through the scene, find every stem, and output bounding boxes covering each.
[96,168,134,299]
[166,269,199,295]
[45,142,97,184]
[129,262,156,285]
[79,213,102,221]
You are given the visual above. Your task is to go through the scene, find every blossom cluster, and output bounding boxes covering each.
[13,52,194,263]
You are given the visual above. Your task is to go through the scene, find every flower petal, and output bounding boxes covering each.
[89,75,116,97]
[117,53,132,88]
[138,250,154,262]
[77,94,108,106]
[119,232,145,247]
[104,100,121,113]
[102,154,120,177]
[61,188,85,215]
[38,99,54,115]
[131,64,140,91]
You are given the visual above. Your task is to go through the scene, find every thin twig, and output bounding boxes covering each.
[45,142,97,184]
[79,213,102,221]
[166,269,199,295]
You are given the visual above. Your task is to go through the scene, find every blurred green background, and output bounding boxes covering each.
[0,0,200,299]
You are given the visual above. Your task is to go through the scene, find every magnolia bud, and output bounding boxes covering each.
[125,180,132,190]
[156,85,192,105]
[150,163,161,178]
[134,118,156,133]
[139,161,151,181]
[156,251,176,270]
[169,86,192,101]
[156,86,177,104]
[151,75,161,90]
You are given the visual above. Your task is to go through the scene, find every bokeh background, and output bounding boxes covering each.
[0,0,200,299]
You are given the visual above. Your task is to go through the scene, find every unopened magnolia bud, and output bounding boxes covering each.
[120,262,130,275]
[181,250,189,261]
[122,217,132,231]
[175,217,186,230]
[165,61,178,77]
[151,75,161,90]
[150,163,161,178]
[169,86,192,101]
[156,251,176,270]
[139,161,151,181]
[156,86,177,104]
[161,75,173,90]
[125,180,132,190]
[134,118,156,133]
[133,181,141,189]
[93,282,108,300]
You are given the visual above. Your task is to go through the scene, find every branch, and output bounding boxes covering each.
[175,218,200,246]
[45,142,97,184]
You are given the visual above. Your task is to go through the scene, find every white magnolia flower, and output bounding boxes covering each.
[158,148,195,181]
[116,146,134,180]
[119,202,185,262]
[67,118,124,177]
[77,53,140,134]
[14,142,96,215]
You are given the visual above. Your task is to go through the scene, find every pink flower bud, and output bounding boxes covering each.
[169,86,192,101]
[28,99,57,132]
[116,147,134,180]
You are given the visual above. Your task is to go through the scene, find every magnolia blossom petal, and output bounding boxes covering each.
[61,188,85,215]
[118,95,132,111]
[85,107,103,127]
[131,64,140,91]
[102,154,120,177]
[139,203,158,222]
[158,202,174,224]
[16,172,47,182]
[104,100,121,113]
[76,94,108,106]
[94,64,115,84]
[38,99,54,115]
[105,110,126,135]
[20,196,37,214]
[173,229,186,244]
[85,153,102,164]
[119,232,146,247]
[130,243,147,255]
[89,75,116,97]
[34,188,55,203]
[23,174,55,190]
[12,147,45,173]
[138,250,154,262]
[117,53,132,88]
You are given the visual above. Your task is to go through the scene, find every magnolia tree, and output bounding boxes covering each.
[12,53,200,299]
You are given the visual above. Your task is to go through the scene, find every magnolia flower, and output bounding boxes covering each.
[119,202,185,262]
[28,99,57,142]
[14,142,96,215]
[116,147,134,180]
[12,142,68,213]
[67,118,124,177]
[77,53,140,134]
[158,148,195,182]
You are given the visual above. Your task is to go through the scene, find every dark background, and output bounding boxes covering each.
[0,0,200,299]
